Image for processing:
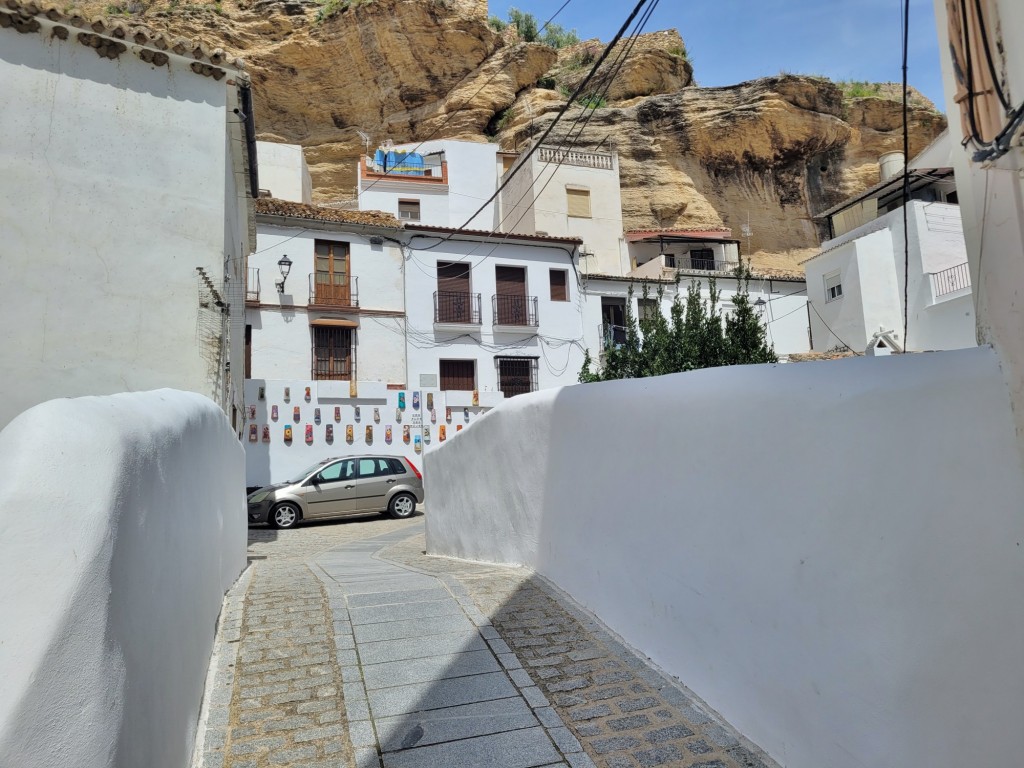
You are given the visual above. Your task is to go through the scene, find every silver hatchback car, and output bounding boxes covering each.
[247,455,424,529]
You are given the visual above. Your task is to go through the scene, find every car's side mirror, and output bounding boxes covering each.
[306,475,321,486]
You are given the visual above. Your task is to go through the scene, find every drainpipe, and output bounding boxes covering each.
[238,83,260,199]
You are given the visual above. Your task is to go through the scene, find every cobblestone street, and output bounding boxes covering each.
[198,516,773,768]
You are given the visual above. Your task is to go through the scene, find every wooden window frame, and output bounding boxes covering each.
[495,357,539,398]
[549,269,568,302]
[312,325,355,381]
[313,239,352,306]
[439,359,477,391]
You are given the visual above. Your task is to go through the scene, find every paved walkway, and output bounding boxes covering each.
[198,518,774,768]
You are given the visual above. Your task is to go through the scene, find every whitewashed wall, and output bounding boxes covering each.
[403,236,588,393]
[425,347,1024,768]
[0,25,247,430]
[0,390,246,768]
[582,276,810,358]
[524,155,626,276]
[244,378,494,487]
[933,0,1024,443]
[359,140,499,229]
[256,141,312,204]
[248,223,407,384]
[807,202,975,352]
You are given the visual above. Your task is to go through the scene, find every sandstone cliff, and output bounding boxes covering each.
[75,0,946,272]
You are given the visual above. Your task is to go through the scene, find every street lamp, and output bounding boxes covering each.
[275,254,292,293]
[754,296,767,316]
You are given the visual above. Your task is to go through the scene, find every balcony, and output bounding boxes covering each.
[309,274,359,308]
[246,267,260,304]
[600,323,627,348]
[360,156,448,185]
[492,294,539,331]
[537,146,614,171]
[434,291,482,328]
[930,262,971,299]
[665,253,739,272]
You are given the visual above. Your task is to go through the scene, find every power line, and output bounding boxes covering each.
[444,0,655,240]
[808,301,862,355]
[352,0,576,202]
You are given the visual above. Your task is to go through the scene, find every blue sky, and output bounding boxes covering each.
[497,0,947,111]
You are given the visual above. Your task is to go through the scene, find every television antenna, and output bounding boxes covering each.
[356,129,372,157]
[740,213,753,256]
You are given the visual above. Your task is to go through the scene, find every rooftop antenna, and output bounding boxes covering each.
[740,212,753,257]
[356,129,372,158]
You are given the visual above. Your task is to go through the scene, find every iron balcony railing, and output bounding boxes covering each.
[246,267,260,303]
[309,274,359,308]
[312,359,355,381]
[930,262,971,298]
[434,291,482,325]
[600,323,628,348]
[492,294,539,327]
[670,255,740,272]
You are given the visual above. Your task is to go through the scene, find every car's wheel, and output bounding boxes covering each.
[270,502,301,529]
[388,493,416,519]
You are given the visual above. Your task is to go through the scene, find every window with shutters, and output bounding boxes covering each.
[566,188,591,218]
[496,357,538,398]
[313,240,351,306]
[436,261,478,323]
[549,269,568,301]
[398,199,421,221]
[824,271,843,303]
[312,326,354,380]
[439,360,476,391]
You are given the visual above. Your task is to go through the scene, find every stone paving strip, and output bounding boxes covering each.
[199,517,419,768]
[201,517,776,768]
[380,532,777,768]
[312,527,583,768]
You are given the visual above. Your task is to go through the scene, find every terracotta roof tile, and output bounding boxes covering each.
[255,198,401,228]
[0,0,246,74]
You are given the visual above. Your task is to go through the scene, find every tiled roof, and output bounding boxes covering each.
[255,198,401,228]
[786,350,855,362]
[406,224,583,245]
[0,0,245,77]
[626,228,736,242]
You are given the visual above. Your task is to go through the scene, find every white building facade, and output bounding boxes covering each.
[0,7,255,430]
[806,135,976,353]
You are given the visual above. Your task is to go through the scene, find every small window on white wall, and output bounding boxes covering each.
[398,200,421,221]
[566,188,591,218]
[824,272,843,303]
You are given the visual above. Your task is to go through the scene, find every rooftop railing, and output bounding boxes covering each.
[537,146,615,170]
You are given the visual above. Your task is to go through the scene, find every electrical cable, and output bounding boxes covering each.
[443,0,655,239]
[808,301,862,355]
[350,0,577,202]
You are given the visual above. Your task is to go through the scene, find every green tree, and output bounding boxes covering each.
[507,7,538,42]
[501,8,578,48]
[579,261,776,383]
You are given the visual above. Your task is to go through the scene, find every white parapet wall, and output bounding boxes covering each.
[0,390,247,768]
[425,347,1024,768]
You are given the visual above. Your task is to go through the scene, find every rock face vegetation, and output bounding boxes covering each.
[77,0,946,270]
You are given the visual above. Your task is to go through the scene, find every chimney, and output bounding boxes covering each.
[879,151,906,182]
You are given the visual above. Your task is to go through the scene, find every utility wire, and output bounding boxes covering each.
[444,0,655,240]
[808,301,862,355]
[352,0,576,201]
